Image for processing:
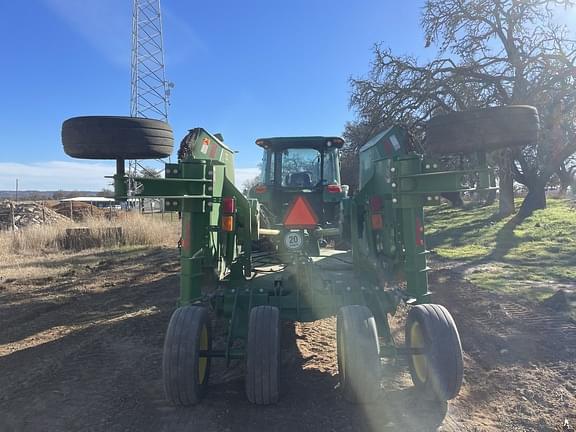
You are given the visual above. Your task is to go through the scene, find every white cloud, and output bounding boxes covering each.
[0,161,114,191]
[0,160,260,192]
[234,167,260,189]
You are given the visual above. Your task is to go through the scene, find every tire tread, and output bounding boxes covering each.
[337,305,381,403]
[406,303,463,401]
[426,105,539,153]
[62,115,174,160]
[246,305,280,405]
[163,306,211,406]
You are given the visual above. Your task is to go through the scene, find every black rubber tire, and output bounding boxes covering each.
[405,304,463,401]
[163,305,212,406]
[337,305,381,403]
[426,105,539,153]
[62,116,173,159]
[246,305,280,405]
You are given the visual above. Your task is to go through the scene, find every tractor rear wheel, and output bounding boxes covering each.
[405,303,463,401]
[62,116,173,159]
[426,105,539,153]
[337,305,381,403]
[246,305,280,405]
[163,305,212,406]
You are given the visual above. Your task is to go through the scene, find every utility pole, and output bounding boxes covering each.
[15,179,18,202]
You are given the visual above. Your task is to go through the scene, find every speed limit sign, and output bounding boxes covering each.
[284,230,304,250]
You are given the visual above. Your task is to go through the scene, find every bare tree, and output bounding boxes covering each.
[242,175,261,196]
[139,166,162,178]
[341,120,383,193]
[96,188,114,198]
[349,0,576,218]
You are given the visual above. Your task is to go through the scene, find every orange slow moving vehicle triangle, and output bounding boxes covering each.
[283,196,318,228]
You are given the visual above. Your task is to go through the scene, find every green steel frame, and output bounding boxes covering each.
[111,126,494,362]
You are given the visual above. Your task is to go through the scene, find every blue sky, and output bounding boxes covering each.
[1,0,429,191]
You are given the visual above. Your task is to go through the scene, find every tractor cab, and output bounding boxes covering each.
[251,136,346,232]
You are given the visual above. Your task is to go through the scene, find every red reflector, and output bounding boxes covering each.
[255,184,267,194]
[415,216,424,246]
[370,196,382,212]
[371,214,383,230]
[326,184,342,193]
[222,197,235,214]
[283,196,318,228]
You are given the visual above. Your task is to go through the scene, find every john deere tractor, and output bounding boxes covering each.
[249,136,347,256]
[61,105,539,406]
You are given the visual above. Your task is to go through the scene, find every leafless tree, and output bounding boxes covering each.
[341,120,383,192]
[348,0,576,218]
[242,175,261,196]
[96,188,114,198]
[139,166,162,178]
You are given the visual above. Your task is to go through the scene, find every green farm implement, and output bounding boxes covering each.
[62,105,539,405]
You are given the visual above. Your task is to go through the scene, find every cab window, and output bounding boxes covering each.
[261,150,275,184]
[280,148,321,187]
[323,148,340,184]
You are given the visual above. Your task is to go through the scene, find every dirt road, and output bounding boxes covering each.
[1,247,575,431]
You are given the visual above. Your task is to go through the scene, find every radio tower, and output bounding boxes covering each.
[129,0,172,194]
[131,0,170,121]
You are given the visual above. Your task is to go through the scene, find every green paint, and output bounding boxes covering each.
[111,123,504,362]
[351,127,495,304]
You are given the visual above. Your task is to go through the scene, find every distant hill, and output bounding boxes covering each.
[0,191,100,200]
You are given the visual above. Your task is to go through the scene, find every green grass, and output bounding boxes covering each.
[425,198,576,302]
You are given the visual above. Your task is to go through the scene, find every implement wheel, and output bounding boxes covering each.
[337,305,381,403]
[246,305,280,405]
[426,105,539,153]
[405,304,463,401]
[163,306,211,406]
[62,116,173,159]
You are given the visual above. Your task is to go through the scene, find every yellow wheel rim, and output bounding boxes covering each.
[198,325,208,383]
[410,321,428,383]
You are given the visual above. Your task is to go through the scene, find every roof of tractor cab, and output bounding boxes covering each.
[255,136,345,150]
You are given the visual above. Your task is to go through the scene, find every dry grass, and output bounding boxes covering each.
[0,212,180,257]
[0,212,180,280]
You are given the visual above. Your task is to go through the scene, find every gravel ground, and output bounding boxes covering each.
[0,247,574,431]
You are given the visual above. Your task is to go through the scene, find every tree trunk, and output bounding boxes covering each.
[498,151,515,217]
[556,165,574,197]
[517,177,547,219]
[485,172,497,205]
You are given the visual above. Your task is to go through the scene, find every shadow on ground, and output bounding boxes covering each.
[0,247,448,432]
[181,322,449,432]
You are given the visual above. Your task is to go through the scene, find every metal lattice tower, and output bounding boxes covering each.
[130,0,170,121]
[129,0,172,200]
